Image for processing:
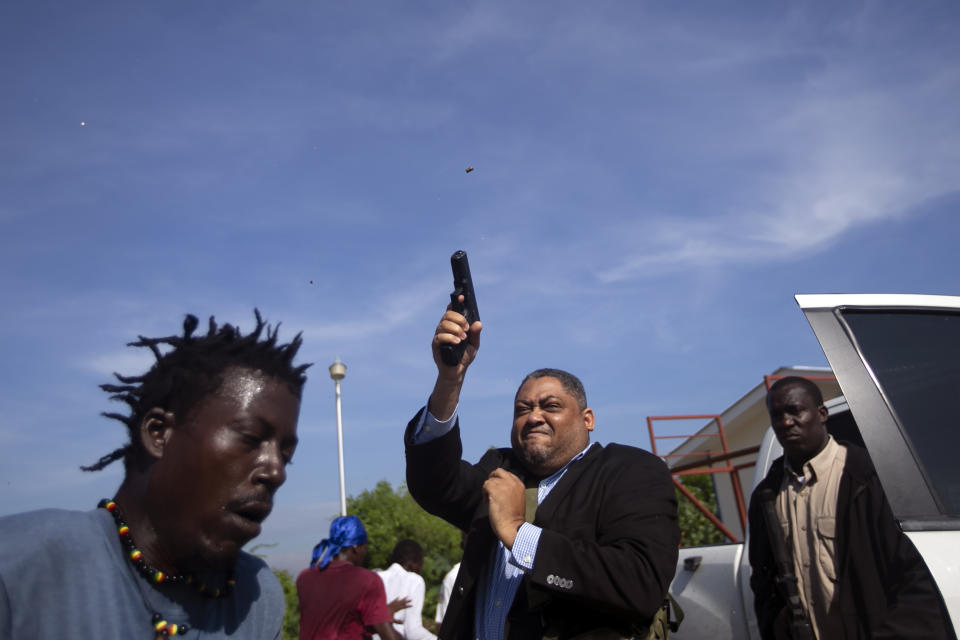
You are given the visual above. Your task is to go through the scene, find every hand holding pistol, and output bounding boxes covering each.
[439,250,480,367]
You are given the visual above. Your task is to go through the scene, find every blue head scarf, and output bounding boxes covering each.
[310,515,368,569]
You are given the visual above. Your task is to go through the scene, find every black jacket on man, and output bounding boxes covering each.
[748,443,955,639]
[405,410,679,640]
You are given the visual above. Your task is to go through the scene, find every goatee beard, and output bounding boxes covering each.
[517,444,550,470]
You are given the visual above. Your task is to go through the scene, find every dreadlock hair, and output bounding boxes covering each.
[82,309,311,473]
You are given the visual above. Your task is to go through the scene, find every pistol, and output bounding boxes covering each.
[439,250,480,366]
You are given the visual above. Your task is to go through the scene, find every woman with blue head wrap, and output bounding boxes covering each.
[298,516,405,640]
[310,515,369,569]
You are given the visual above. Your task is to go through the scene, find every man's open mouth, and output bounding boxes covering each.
[234,503,272,524]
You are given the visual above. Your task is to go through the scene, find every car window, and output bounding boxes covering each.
[840,309,960,515]
[826,409,865,450]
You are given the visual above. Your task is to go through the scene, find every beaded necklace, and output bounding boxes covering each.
[99,499,236,639]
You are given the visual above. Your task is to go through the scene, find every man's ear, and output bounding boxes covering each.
[139,407,176,460]
[818,403,829,425]
[582,408,595,432]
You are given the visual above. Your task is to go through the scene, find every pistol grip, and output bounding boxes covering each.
[440,291,468,366]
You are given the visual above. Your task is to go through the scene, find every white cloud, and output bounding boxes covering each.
[592,43,960,283]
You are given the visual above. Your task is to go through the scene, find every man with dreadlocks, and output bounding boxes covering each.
[0,311,309,639]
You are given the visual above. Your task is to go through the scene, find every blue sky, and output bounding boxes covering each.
[2,1,958,573]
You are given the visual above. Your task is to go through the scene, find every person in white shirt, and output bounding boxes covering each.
[434,561,460,625]
[376,540,436,640]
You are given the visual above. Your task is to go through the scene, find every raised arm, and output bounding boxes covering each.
[428,296,482,421]
[406,299,488,531]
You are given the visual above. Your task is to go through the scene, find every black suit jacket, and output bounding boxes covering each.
[405,410,679,640]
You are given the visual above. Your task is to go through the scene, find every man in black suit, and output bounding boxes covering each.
[405,300,679,640]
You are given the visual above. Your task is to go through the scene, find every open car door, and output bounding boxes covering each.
[797,293,960,631]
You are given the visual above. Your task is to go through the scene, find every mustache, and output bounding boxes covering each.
[226,493,274,513]
[520,424,553,438]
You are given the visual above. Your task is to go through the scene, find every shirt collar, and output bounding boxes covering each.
[785,435,838,484]
[542,441,595,486]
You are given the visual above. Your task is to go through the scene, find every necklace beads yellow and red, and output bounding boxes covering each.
[99,499,237,638]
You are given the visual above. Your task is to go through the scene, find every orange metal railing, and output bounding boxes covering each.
[647,413,751,542]
[649,373,839,545]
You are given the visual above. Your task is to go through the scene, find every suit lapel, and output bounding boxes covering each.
[533,442,603,523]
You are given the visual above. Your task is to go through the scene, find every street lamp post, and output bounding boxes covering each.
[329,358,348,517]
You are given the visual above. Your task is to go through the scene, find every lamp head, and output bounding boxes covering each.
[329,358,346,381]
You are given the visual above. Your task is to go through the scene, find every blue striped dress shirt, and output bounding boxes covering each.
[413,406,594,640]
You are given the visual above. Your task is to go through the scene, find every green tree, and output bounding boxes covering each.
[272,569,300,640]
[676,474,724,547]
[249,543,300,640]
[348,480,462,623]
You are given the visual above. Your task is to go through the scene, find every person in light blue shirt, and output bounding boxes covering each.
[404,300,679,640]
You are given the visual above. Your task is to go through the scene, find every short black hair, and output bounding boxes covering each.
[387,539,424,567]
[83,310,310,472]
[767,376,824,408]
[517,368,587,411]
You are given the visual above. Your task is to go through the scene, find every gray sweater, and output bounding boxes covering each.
[0,507,284,639]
